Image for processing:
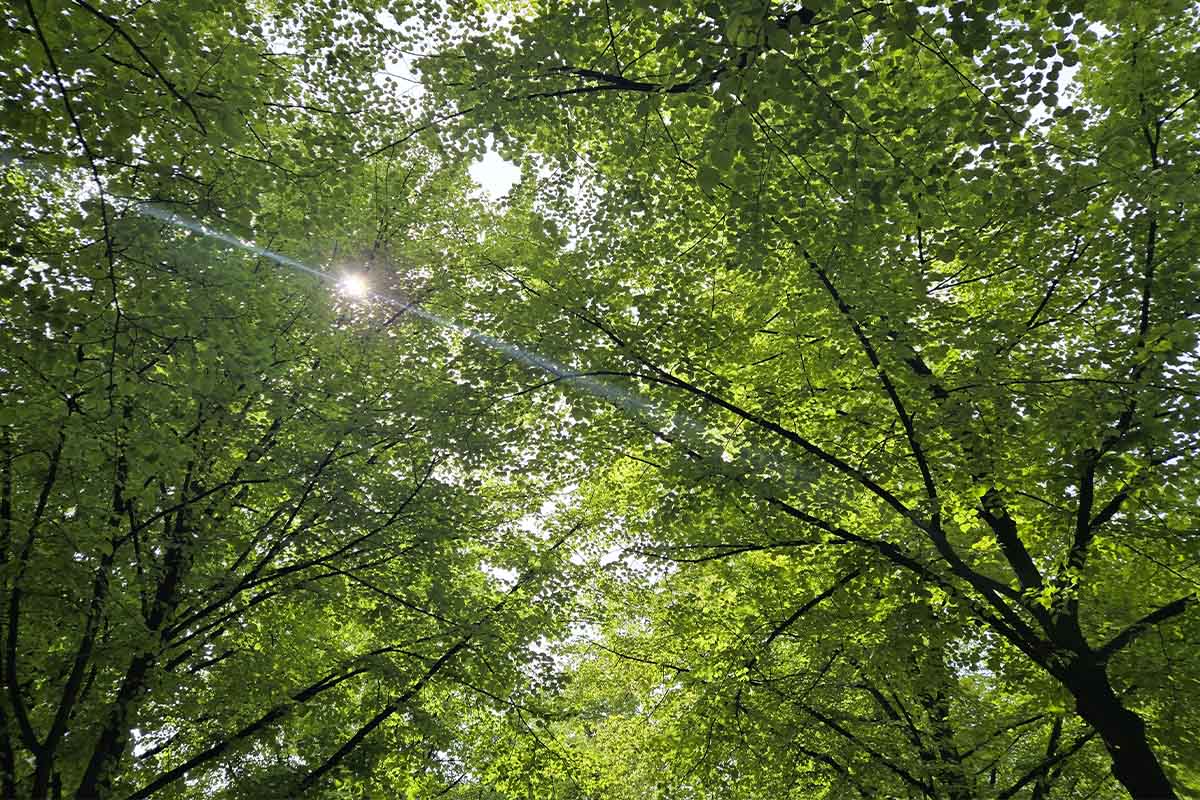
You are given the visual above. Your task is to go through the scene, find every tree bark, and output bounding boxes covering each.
[76,490,195,799]
[73,652,154,799]
[1062,662,1176,800]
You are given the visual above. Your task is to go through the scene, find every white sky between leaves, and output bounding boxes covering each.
[364,9,1112,592]
[375,9,521,200]
[469,139,521,200]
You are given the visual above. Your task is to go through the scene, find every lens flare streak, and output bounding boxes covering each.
[135,204,811,486]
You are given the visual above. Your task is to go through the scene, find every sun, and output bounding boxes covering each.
[338,272,369,298]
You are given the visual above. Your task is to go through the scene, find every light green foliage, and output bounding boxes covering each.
[0,1,580,798]
[414,1,1200,798]
[4,0,1200,799]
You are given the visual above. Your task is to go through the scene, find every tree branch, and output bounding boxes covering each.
[802,250,939,517]
[752,569,861,664]
[1097,594,1196,663]
[6,429,65,755]
[295,526,578,793]
[121,661,375,800]
[70,0,208,135]
[979,489,1044,593]
[996,725,1097,800]
[764,496,1045,662]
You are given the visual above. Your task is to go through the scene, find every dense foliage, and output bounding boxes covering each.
[2,0,1197,798]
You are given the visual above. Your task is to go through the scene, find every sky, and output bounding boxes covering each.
[373,9,521,201]
[469,140,521,200]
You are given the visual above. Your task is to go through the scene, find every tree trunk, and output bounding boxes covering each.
[1062,662,1175,800]
[76,495,194,799]
[922,686,972,800]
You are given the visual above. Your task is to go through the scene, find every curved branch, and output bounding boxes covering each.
[569,308,928,531]
[121,659,377,800]
[1098,594,1196,663]
[69,0,208,135]
[802,250,939,515]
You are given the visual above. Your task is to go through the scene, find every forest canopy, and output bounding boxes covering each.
[1,1,1198,799]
